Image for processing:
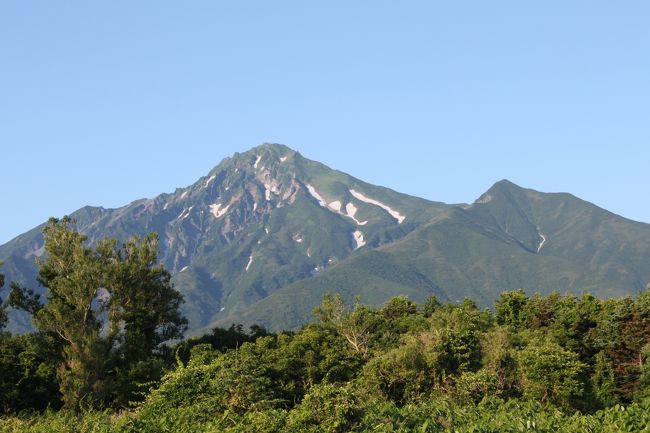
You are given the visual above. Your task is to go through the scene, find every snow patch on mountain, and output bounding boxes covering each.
[305,185,368,225]
[345,202,368,226]
[280,156,287,162]
[245,254,253,272]
[537,228,547,253]
[180,191,188,200]
[306,184,328,207]
[353,230,366,249]
[349,189,405,223]
[209,203,230,218]
[328,200,342,212]
[253,155,262,169]
[180,266,189,273]
[204,174,216,188]
[263,180,280,201]
[177,206,194,221]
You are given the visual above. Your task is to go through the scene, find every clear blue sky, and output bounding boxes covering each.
[1,2,649,244]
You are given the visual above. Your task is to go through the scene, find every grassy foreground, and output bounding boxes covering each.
[1,397,649,433]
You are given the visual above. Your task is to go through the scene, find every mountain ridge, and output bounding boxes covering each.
[2,143,649,333]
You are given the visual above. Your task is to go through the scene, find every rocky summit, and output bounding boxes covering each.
[2,143,650,333]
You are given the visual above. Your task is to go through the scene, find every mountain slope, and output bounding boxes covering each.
[0,143,449,333]
[2,146,649,333]
[232,180,650,330]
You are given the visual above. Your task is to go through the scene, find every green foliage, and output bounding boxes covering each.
[454,369,500,404]
[0,267,6,330]
[639,343,650,399]
[591,351,618,407]
[517,338,586,408]
[174,324,266,366]
[495,289,530,328]
[381,296,417,320]
[420,295,441,318]
[1,289,650,431]
[285,383,360,433]
[478,327,518,397]
[265,325,362,403]
[8,217,187,410]
[314,294,376,360]
[139,342,273,420]
[360,334,436,403]
[0,333,61,412]
[428,299,491,375]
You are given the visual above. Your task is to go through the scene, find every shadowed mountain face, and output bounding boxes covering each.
[2,144,649,333]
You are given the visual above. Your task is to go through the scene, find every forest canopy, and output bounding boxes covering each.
[0,221,649,432]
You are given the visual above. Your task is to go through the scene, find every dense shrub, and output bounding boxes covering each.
[1,289,650,432]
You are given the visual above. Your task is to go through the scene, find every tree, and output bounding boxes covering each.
[0,332,61,412]
[495,289,530,328]
[421,295,441,318]
[517,339,586,409]
[429,299,491,374]
[381,296,417,320]
[591,351,618,408]
[10,217,187,409]
[314,295,375,360]
[102,233,187,406]
[0,265,6,330]
[639,343,650,398]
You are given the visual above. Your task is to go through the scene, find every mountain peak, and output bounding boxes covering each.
[3,147,650,334]
[216,143,299,176]
[474,179,522,204]
[494,178,516,186]
[240,143,297,160]
[489,178,522,192]
[251,142,294,152]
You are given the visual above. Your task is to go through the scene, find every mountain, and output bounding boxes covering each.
[2,144,649,333]
[238,179,650,329]
[0,143,447,333]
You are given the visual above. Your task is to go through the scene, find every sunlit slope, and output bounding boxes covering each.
[0,143,448,333]
[233,181,650,331]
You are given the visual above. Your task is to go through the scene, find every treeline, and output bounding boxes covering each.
[0,217,190,412]
[1,222,649,432]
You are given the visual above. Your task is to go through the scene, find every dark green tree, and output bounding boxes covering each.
[10,217,187,409]
[517,339,586,409]
[0,266,6,330]
[102,233,187,406]
[381,296,417,320]
[639,343,650,398]
[420,295,441,318]
[591,351,618,408]
[0,332,61,412]
[495,289,530,328]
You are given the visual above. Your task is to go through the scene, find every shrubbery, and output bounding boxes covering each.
[1,225,649,431]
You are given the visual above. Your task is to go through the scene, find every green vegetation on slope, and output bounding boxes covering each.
[3,218,187,410]
[1,286,649,431]
[2,145,650,335]
[0,143,448,334]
